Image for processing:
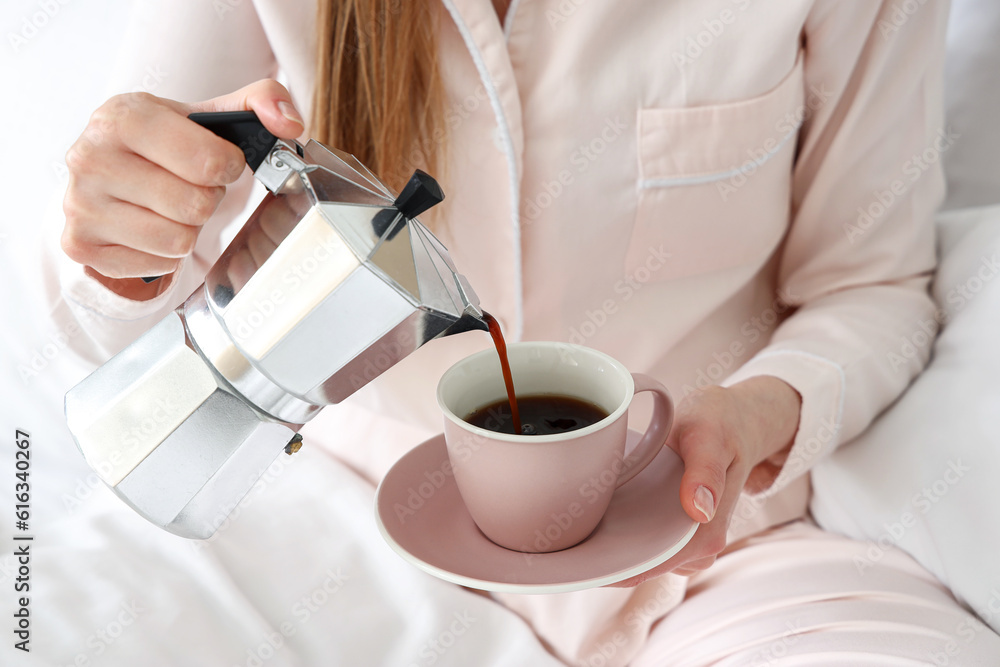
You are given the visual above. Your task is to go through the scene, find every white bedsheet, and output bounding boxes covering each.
[4,0,1000,664]
[0,4,558,663]
[0,389,561,667]
[811,203,1000,635]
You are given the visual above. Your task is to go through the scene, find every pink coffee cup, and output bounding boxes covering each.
[437,342,674,553]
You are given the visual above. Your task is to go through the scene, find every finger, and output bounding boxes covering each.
[609,452,749,588]
[246,224,279,267]
[73,198,201,260]
[670,423,732,524]
[85,150,226,228]
[226,247,259,292]
[72,242,182,281]
[608,520,727,587]
[188,78,306,140]
[607,507,732,587]
[607,549,716,587]
[257,194,301,244]
[108,96,248,187]
[672,555,717,577]
[608,573,656,588]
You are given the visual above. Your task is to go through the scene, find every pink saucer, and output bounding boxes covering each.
[375,430,698,594]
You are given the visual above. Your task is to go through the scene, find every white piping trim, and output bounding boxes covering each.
[639,120,802,191]
[730,348,848,500]
[747,347,847,436]
[441,0,524,340]
[503,0,523,41]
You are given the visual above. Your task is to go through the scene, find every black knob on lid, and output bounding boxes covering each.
[394,170,445,219]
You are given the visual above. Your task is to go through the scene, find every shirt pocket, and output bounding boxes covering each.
[627,52,804,283]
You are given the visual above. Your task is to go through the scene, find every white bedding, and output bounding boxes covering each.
[0,388,561,667]
[3,0,1000,664]
[811,203,1000,635]
[810,0,1000,634]
[0,2,559,664]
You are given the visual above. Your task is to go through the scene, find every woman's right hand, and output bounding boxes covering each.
[61,79,305,300]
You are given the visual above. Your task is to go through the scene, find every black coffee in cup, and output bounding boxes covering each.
[464,395,608,436]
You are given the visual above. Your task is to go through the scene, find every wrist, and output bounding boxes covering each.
[728,375,802,466]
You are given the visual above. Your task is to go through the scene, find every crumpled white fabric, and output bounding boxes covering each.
[0,400,562,667]
[812,203,1000,635]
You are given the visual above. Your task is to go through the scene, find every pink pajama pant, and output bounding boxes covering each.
[630,519,1000,666]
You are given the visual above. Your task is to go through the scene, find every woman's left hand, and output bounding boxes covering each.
[612,375,801,586]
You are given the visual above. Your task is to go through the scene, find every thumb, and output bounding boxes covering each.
[189,79,305,140]
[669,425,728,524]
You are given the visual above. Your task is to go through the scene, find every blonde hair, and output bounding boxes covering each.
[312,0,444,192]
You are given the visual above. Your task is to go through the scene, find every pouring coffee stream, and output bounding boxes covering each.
[479,315,612,437]
[64,110,494,538]
[482,312,523,434]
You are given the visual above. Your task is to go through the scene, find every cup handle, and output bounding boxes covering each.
[615,373,675,488]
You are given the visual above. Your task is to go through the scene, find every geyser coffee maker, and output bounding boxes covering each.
[64,111,488,538]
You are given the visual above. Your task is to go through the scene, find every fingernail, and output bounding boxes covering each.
[693,486,716,522]
[278,101,304,127]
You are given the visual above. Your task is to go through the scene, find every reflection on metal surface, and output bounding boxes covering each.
[65,135,487,538]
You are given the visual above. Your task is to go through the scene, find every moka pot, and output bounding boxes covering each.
[64,111,488,538]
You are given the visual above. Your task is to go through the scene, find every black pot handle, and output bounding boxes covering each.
[187,110,278,172]
[141,111,278,283]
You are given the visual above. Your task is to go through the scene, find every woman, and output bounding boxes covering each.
[54,0,1000,663]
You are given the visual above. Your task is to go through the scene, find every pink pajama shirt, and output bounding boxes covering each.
[43,0,1000,664]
